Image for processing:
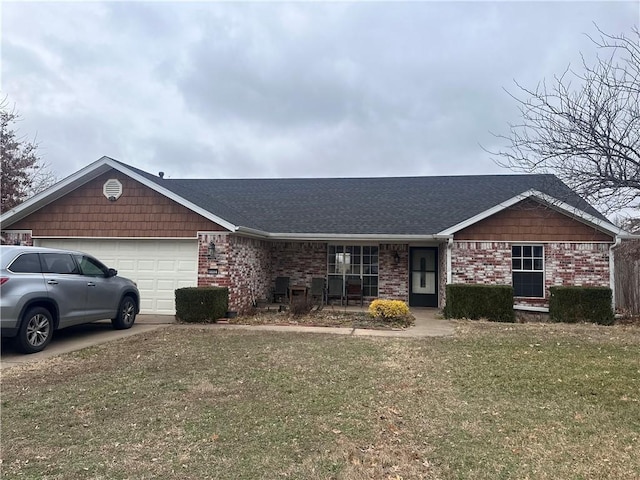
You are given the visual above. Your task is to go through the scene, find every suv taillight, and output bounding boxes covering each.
[0,277,8,286]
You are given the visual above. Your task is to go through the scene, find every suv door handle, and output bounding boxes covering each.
[47,280,59,285]
[87,282,96,287]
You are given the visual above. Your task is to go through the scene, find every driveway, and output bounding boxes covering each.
[0,315,173,370]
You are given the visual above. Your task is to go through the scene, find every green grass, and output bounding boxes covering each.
[1,321,639,479]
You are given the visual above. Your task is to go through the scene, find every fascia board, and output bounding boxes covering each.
[437,189,627,237]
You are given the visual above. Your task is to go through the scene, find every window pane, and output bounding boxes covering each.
[9,253,42,273]
[533,246,543,258]
[523,246,532,257]
[512,259,522,270]
[328,244,378,297]
[512,246,521,257]
[533,259,543,270]
[513,272,544,297]
[76,255,107,276]
[523,259,533,270]
[41,253,78,274]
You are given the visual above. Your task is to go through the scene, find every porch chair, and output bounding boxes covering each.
[310,277,326,307]
[273,276,290,303]
[326,277,344,306]
[345,277,363,307]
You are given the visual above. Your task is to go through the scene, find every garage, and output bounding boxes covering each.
[35,238,198,315]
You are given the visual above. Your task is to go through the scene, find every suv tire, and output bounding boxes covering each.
[112,296,137,330]
[17,307,54,354]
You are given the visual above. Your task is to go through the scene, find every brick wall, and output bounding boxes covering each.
[379,244,408,301]
[1,231,33,246]
[452,241,513,286]
[197,233,273,314]
[271,242,327,286]
[451,240,611,307]
[438,242,447,308]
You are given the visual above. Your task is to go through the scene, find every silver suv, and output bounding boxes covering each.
[0,246,140,353]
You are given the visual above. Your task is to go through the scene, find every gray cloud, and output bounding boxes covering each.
[2,1,638,181]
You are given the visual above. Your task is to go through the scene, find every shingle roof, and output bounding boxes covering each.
[119,160,605,235]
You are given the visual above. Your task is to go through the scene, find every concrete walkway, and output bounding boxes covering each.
[198,307,454,338]
[1,308,454,369]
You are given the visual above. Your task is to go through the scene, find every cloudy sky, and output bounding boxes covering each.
[2,1,638,182]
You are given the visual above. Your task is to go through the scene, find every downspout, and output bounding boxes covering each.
[609,235,622,311]
[446,237,453,284]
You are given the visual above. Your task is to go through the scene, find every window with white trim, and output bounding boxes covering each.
[328,245,378,297]
[512,245,544,297]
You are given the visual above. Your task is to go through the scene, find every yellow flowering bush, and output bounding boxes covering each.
[368,299,410,319]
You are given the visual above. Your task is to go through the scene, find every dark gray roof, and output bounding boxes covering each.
[117,160,605,235]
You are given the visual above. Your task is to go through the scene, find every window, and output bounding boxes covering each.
[74,255,109,276]
[512,245,544,297]
[8,253,42,273]
[328,245,378,297]
[41,253,79,274]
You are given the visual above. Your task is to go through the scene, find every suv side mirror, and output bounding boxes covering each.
[107,268,118,277]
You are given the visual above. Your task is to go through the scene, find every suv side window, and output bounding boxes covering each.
[41,253,79,274]
[74,255,108,277]
[8,253,43,273]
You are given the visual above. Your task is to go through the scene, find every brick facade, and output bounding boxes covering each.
[451,240,611,307]
[271,242,327,287]
[197,233,273,314]
[378,244,409,301]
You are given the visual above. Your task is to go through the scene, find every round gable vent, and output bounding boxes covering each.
[103,179,123,201]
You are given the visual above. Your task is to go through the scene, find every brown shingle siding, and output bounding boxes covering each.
[455,199,613,242]
[9,170,228,237]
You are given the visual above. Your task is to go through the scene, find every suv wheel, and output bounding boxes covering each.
[112,296,136,330]
[17,307,53,354]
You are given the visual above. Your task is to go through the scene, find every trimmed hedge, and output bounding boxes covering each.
[175,287,229,323]
[444,284,515,322]
[549,286,614,325]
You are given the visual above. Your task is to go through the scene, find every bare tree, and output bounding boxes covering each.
[1,99,56,213]
[489,25,640,216]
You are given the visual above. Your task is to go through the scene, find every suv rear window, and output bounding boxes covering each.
[8,253,43,273]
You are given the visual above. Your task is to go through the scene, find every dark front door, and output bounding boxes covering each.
[409,247,438,307]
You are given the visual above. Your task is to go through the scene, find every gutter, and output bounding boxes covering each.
[234,229,447,242]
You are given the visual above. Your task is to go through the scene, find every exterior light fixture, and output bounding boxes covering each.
[207,241,216,259]
[393,251,400,264]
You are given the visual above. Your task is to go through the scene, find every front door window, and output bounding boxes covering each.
[409,247,438,307]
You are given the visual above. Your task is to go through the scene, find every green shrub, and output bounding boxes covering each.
[175,287,229,323]
[444,284,515,322]
[549,286,614,325]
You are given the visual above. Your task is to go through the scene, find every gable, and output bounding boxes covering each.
[6,170,228,237]
[454,199,614,242]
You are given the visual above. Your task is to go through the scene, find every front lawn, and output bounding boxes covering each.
[1,321,639,479]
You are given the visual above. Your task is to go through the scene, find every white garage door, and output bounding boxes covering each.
[36,238,198,315]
